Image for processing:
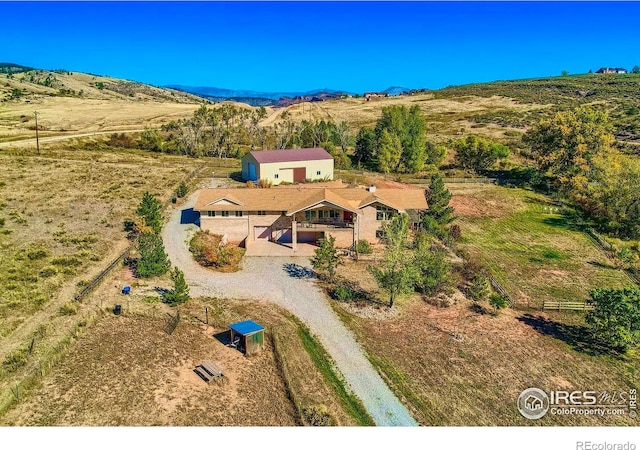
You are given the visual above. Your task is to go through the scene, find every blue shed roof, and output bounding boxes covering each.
[229,320,264,335]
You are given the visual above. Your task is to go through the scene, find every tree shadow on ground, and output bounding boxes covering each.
[180,208,200,226]
[283,263,316,279]
[517,313,621,357]
[587,260,617,270]
[469,302,491,315]
[541,215,575,229]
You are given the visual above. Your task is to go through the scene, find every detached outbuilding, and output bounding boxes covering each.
[229,320,265,355]
[241,148,334,185]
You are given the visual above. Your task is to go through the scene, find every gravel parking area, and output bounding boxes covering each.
[162,192,417,426]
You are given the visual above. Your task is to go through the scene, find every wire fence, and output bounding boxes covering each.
[488,276,515,308]
[74,163,209,302]
[565,209,640,288]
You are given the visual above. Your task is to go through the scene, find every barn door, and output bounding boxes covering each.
[293,167,306,182]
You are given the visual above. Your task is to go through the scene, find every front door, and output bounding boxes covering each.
[344,211,353,221]
[248,163,257,181]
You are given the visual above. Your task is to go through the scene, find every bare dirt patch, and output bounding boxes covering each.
[448,184,520,218]
[363,176,423,190]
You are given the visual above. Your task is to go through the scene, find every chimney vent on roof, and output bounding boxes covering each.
[368,184,376,193]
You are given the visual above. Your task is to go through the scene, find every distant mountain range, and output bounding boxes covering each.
[165,84,417,106]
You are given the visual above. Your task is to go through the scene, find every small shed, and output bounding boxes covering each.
[229,320,265,355]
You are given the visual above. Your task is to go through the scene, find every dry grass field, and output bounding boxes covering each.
[0,145,209,412]
[0,313,298,426]
[264,92,547,141]
[0,71,199,142]
[0,260,359,426]
[327,182,639,426]
[333,293,638,426]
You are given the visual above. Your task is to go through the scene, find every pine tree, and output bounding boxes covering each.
[136,192,163,235]
[368,214,417,307]
[137,232,171,278]
[310,235,342,281]
[468,274,490,301]
[424,174,455,226]
[164,267,190,306]
[413,239,451,296]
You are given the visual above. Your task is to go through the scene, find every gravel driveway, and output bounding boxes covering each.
[162,192,418,426]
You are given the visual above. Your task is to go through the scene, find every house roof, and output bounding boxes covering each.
[287,188,361,215]
[194,186,427,215]
[229,320,264,335]
[246,148,333,164]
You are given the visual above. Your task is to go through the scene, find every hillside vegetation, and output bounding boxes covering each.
[0,69,201,142]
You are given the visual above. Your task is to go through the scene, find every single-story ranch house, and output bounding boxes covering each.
[194,185,427,250]
[241,148,334,185]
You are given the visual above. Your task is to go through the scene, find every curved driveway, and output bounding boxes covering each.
[163,193,417,426]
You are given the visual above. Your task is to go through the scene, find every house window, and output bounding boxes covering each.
[316,170,321,176]
[329,210,340,219]
[305,210,316,220]
[221,211,229,217]
[274,174,279,179]
[257,210,266,216]
[318,210,329,219]
[376,206,394,221]
[235,211,243,217]
[207,211,216,217]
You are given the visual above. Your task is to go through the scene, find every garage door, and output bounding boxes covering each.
[297,231,321,243]
[254,226,271,241]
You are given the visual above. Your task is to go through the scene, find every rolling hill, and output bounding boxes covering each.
[0,67,204,142]
[2,63,640,146]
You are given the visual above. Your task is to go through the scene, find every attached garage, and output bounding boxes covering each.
[254,226,271,241]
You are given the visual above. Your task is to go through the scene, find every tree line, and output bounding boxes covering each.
[138,104,355,167]
[523,106,640,239]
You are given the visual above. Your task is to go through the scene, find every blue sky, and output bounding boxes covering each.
[2,1,639,93]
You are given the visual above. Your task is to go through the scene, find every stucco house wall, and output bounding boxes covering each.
[357,204,385,243]
[200,216,249,243]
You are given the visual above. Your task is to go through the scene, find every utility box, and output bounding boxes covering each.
[229,320,265,355]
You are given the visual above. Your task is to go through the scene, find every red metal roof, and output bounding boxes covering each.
[247,147,332,164]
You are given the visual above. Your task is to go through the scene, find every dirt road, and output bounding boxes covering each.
[162,192,418,426]
[0,129,145,148]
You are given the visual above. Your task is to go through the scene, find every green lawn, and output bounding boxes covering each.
[451,184,631,308]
